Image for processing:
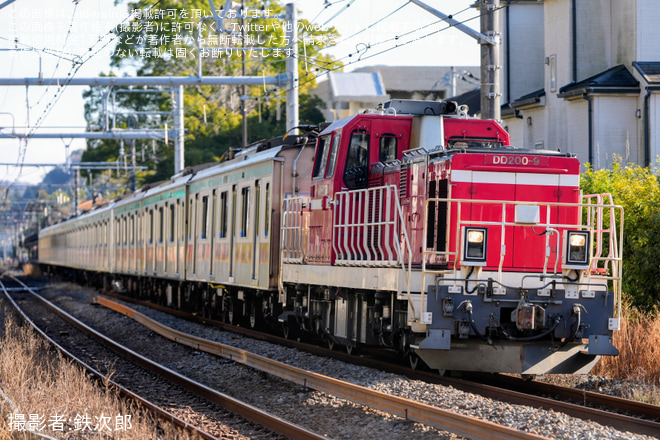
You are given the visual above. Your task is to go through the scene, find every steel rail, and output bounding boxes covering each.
[95,296,549,440]
[7,276,326,440]
[0,279,221,440]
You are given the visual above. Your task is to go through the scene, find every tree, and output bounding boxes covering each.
[581,160,660,306]
[82,0,340,185]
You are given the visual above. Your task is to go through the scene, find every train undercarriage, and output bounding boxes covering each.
[40,262,618,375]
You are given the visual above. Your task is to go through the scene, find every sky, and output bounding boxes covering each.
[0,0,481,185]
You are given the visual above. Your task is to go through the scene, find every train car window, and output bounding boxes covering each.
[116,219,120,246]
[326,134,341,178]
[189,198,194,240]
[379,134,398,162]
[240,187,250,237]
[122,217,128,245]
[193,195,199,241]
[158,207,164,243]
[343,130,369,189]
[264,183,270,237]
[312,135,331,179]
[219,191,228,238]
[211,190,217,240]
[201,195,209,239]
[149,209,154,244]
[169,204,175,242]
[130,215,135,245]
[254,181,260,239]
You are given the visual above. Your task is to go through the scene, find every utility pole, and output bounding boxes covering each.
[74,168,80,216]
[480,0,501,121]
[407,0,500,120]
[130,140,137,192]
[241,1,248,148]
[174,84,185,173]
[285,3,299,133]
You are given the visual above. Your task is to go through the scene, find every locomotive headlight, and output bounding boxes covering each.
[565,230,590,268]
[463,227,487,265]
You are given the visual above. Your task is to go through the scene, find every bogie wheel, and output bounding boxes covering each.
[249,303,257,328]
[408,352,425,370]
[283,324,299,340]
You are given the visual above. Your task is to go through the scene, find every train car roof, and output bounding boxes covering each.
[187,144,288,184]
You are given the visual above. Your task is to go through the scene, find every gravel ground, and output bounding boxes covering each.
[38,281,660,439]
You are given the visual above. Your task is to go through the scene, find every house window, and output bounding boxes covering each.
[549,54,557,92]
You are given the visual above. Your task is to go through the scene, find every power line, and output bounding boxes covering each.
[272,2,506,100]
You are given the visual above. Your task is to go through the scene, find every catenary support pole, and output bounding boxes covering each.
[480,0,501,121]
[174,84,185,173]
[285,3,299,133]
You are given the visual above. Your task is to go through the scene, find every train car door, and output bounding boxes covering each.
[209,190,217,278]
[229,185,237,281]
[251,181,260,281]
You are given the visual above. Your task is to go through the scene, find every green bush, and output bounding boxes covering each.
[581,159,660,306]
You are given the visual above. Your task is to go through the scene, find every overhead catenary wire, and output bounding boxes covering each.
[272,1,515,100]
[2,0,162,204]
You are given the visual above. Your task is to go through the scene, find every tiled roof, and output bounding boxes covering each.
[558,65,639,97]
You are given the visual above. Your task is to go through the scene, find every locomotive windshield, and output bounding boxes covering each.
[447,136,505,149]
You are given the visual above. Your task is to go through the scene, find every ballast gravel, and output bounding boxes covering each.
[44,282,658,440]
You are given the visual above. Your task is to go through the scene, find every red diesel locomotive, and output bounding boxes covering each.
[39,99,623,375]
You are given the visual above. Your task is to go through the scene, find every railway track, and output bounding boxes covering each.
[0,275,320,440]
[7,275,660,439]
[2,275,556,440]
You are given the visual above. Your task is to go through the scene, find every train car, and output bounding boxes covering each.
[39,200,113,281]
[38,99,623,376]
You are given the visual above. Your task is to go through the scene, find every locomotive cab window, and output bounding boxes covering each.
[343,130,369,189]
[326,134,341,178]
[313,135,331,179]
[447,136,504,149]
[379,134,398,162]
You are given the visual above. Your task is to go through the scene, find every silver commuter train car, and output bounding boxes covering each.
[39,135,315,323]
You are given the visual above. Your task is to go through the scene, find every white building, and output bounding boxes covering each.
[499,0,660,169]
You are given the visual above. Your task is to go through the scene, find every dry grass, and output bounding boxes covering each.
[592,299,660,387]
[0,312,195,439]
